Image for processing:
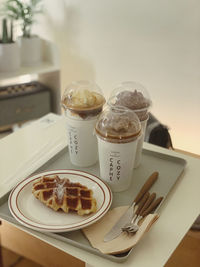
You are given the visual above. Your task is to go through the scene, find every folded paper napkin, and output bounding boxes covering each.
[82,206,159,255]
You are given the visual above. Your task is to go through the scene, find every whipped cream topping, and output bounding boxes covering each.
[115,90,150,110]
[63,89,105,110]
[53,179,66,202]
[96,107,141,142]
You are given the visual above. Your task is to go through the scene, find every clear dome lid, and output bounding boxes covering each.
[61,80,106,111]
[109,81,151,110]
[108,81,151,121]
[95,105,141,143]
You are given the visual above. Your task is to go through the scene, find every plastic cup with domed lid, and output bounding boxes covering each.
[108,81,152,168]
[61,80,106,167]
[95,105,141,192]
[109,81,152,121]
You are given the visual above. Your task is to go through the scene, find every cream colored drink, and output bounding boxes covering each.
[62,81,105,167]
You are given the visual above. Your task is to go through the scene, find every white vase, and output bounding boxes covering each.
[0,42,20,72]
[18,36,42,66]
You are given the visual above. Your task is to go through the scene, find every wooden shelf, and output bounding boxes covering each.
[0,39,60,82]
[0,39,61,114]
[0,61,59,81]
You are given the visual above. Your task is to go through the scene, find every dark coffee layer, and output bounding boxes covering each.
[69,106,103,119]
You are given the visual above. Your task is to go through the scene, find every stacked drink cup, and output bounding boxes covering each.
[95,105,141,192]
[62,80,106,167]
[108,81,152,168]
[61,80,151,192]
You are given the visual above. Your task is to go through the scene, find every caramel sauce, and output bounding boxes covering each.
[80,189,91,198]
[43,190,53,201]
[66,187,78,196]
[95,127,140,143]
[67,197,78,209]
[81,198,92,210]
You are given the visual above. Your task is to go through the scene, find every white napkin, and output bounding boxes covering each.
[83,206,159,255]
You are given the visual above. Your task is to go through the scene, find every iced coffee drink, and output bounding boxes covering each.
[95,106,141,192]
[109,81,151,168]
[62,80,105,167]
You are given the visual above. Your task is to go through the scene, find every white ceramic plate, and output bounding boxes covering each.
[9,169,112,232]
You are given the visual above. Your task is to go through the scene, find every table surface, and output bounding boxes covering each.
[1,125,200,267]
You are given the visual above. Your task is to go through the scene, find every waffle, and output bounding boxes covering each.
[32,175,97,215]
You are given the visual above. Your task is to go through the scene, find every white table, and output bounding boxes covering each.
[1,140,200,267]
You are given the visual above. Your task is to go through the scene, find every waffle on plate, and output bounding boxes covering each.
[32,175,97,215]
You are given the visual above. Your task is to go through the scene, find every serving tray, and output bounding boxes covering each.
[0,147,186,262]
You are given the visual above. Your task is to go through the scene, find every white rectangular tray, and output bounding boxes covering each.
[0,147,186,262]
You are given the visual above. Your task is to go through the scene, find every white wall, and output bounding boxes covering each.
[34,0,200,154]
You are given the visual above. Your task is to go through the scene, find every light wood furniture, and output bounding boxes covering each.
[1,220,200,267]
[0,221,84,267]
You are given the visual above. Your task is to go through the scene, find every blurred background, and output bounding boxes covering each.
[33,0,200,154]
[0,0,199,155]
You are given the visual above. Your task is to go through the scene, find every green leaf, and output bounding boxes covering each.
[2,18,9,43]
[1,0,43,38]
[4,4,20,19]
[7,0,24,11]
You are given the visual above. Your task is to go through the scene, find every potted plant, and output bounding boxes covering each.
[0,18,20,72]
[3,0,43,66]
